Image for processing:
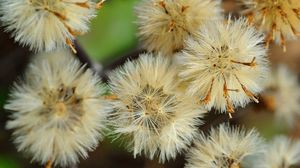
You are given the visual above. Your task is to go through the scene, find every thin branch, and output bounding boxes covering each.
[100,48,145,82]
[74,41,93,68]
[199,112,230,133]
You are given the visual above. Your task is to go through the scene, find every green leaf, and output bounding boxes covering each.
[0,155,19,168]
[78,0,139,64]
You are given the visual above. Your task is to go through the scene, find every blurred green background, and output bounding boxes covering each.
[78,0,139,64]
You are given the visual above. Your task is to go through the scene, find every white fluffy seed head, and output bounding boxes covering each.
[262,65,300,127]
[108,53,206,163]
[5,50,107,167]
[185,124,264,168]
[178,18,269,115]
[258,136,300,168]
[0,0,96,52]
[135,0,222,56]
[239,0,300,51]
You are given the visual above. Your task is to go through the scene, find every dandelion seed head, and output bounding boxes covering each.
[239,0,300,51]
[185,124,264,168]
[178,18,269,114]
[135,0,222,56]
[263,65,300,127]
[108,53,206,163]
[0,0,96,52]
[5,50,107,167]
[259,136,300,168]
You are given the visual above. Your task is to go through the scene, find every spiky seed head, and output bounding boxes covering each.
[108,53,206,163]
[135,0,222,56]
[0,0,97,52]
[178,18,269,116]
[185,124,264,168]
[258,136,300,168]
[239,0,300,51]
[5,50,107,167]
[262,65,300,127]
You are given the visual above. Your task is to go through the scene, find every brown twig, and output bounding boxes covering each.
[45,160,52,168]
[74,41,93,68]
[100,48,146,82]
[199,111,230,133]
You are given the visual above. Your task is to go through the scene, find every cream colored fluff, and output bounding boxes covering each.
[0,0,96,52]
[240,0,300,51]
[135,0,222,56]
[108,53,206,163]
[178,18,269,116]
[185,124,264,168]
[5,50,108,167]
[258,136,300,168]
[262,65,300,127]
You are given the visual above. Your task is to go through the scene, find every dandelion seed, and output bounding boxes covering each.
[239,0,300,52]
[178,18,269,116]
[259,136,300,168]
[0,0,101,53]
[262,65,300,127]
[185,124,264,168]
[108,53,206,163]
[135,0,222,56]
[5,50,107,167]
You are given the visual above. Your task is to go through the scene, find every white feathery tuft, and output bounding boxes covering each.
[185,124,265,168]
[0,0,97,52]
[5,50,108,167]
[135,0,222,56]
[262,65,300,127]
[178,17,269,116]
[239,0,300,51]
[258,136,300,168]
[108,53,206,163]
